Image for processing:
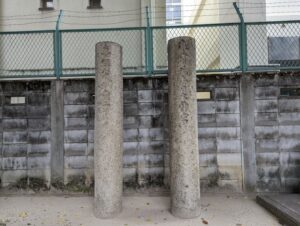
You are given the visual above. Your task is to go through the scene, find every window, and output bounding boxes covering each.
[39,0,54,10]
[166,0,181,25]
[88,0,102,9]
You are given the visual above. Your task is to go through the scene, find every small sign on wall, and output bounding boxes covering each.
[196,91,211,100]
[10,96,26,104]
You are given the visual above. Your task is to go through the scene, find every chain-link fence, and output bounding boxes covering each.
[0,31,55,78]
[1,20,300,79]
[246,21,300,71]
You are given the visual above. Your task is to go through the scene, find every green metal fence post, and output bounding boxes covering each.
[233,2,247,72]
[54,10,63,79]
[146,6,153,76]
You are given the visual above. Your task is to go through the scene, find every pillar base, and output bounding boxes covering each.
[171,206,201,219]
[94,200,122,219]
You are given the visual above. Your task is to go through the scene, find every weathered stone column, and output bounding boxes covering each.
[94,42,123,219]
[168,37,200,219]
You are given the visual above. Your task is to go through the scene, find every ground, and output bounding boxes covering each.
[0,193,282,226]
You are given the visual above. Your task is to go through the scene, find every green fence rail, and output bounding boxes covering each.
[1,20,300,78]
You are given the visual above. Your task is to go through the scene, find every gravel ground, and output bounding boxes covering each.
[0,193,282,226]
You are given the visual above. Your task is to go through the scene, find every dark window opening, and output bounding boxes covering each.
[88,0,102,9]
[39,0,54,10]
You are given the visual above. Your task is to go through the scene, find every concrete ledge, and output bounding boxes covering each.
[256,194,300,226]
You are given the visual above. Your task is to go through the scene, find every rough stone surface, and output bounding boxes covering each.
[94,42,123,218]
[168,37,200,218]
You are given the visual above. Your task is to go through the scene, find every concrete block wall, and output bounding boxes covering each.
[254,74,300,192]
[197,75,242,191]
[0,81,51,187]
[0,73,299,193]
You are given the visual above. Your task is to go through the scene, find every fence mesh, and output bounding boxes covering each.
[0,31,55,78]
[1,21,300,78]
[152,24,240,73]
[61,28,146,76]
[247,22,300,71]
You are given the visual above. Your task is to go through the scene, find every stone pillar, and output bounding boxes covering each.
[94,42,123,219]
[168,37,200,219]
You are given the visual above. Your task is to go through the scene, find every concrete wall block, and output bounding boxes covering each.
[278,74,300,86]
[123,155,137,168]
[219,166,242,180]
[197,101,215,114]
[28,131,51,144]
[289,152,300,165]
[199,154,217,166]
[254,74,278,87]
[198,139,217,153]
[3,106,26,118]
[197,76,217,88]
[123,142,138,155]
[138,154,164,168]
[255,112,278,126]
[123,91,138,103]
[198,114,216,127]
[28,118,51,131]
[282,165,300,178]
[279,112,300,125]
[255,126,278,139]
[87,130,94,143]
[3,131,27,144]
[123,168,137,183]
[216,101,239,113]
[64,130,88,143]
[87,105,95,118]
[27,106,50,117]
[198,127,216,139]
[64,80,94,92]
[279,125,300,138]
[64,156,90,169]
[27,81,51,92]
[3,119,27,130]
[257,166,280,180]
[138,90,153,102]
[124,129,139,142]
[124,103,138,116]
[256,139,278,152]
[257,179,281,192]
[64,143,87,156]
[1,170,27,185]
[64,105,88,117]
[138,167,164,183]
[2,157,27,170]
[136,79,153,90]
[278,99,300,112]
[28,93,50,106]
[215,88,238,100]
[138,103,163,116]
[27,169,51,185]
[217,153,241,166]
[2,82,26,93]
[216,127,240,139]
[28,144,50,157]
[216,114,240,127]
[87,143,94,156]
[64,92,90,105]
[218,180,242,191]
[284,179,300,193]
[217,139,241,153]
[279,138,300,151]
[2,144,27,157]
[255,87,278,100]
[199,166,218,180]
[124,116,139,129]
[139,141,165,154]
[64,118,88,130]
[139,115,165,128]
[256,152,280,166]
[149,128,165,141]
[255,100,278,113]
[28,157,50,169]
